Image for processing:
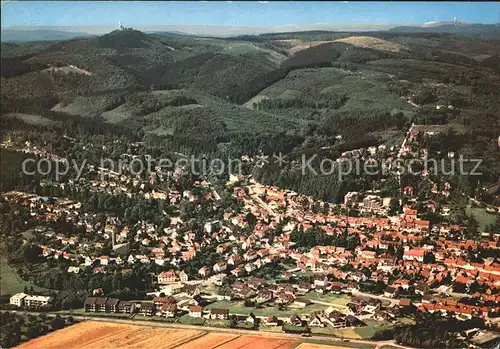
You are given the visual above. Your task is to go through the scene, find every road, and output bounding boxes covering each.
[9,310,413,349]
[247,185,277,215]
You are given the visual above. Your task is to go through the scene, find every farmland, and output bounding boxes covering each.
[13,321,364,349]
[15,321,206,349]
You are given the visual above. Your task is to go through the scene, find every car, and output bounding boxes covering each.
[301,333,312,337]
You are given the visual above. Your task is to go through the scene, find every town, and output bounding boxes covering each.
[1,121,499,348]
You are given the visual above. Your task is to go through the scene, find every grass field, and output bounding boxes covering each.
[0,258,46,295]
[302,293,351,308]
[205,301,327,317]
[4,113,56,126]
[466,206,498,231]
[250,67,414,115]
[178,314,206,325]
[293,339,375,349]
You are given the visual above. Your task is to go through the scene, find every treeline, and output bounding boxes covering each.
[0,312,76,348]
[290,226,360,250]
[0,54,45,78]
[125,93,198,116]
[373,313,481,348]
[323,109,407,140]
[254,95,348,110]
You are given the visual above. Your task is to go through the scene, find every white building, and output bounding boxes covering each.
[344,191,359,205]
[10,293,28,307]
[24,295,53,308]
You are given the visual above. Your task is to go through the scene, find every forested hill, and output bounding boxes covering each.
[1,28,500,202]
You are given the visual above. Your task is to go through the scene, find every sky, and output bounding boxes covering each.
[1,1,499,30]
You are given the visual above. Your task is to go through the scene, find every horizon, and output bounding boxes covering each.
[1,1,499,36]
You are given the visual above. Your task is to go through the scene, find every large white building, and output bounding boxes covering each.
[24,295,53,308]
[10,293,28,307]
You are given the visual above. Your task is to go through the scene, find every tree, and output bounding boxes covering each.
[467,215,479,235]
[423,252,436,264]
[388,198,400,216]
[51,315,66,330]
[23,245,42,264]
[245,212,257,228]
[26,323,41,339]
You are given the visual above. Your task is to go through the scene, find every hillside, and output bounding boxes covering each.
[1,29,91,43]
[1,28,500,196]
[389,23,500,39]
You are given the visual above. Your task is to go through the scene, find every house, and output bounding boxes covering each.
[297,283,311,294]
[210,273,227,286]
[257,290,274,302]
[403,249,425,262]
[192,294,208,307]
[289,315,304,327]
[153,296,177,308]
[138,302,155,316]
[314,275,328,287]
[363,299,382,314]
[199,266,209,277]
[117,301,134,314]
[105,298,119,313]
[325,310,347,328]
[161,303,177,318]
[216,288,232,301]
[213,261,227,273]
[158,271,177,284]
[228,255,242,266]
[24,295,53,309]
[94,297,107,312]
[189,306,203,318]
[422,294,435,304]
[266,316,280,326]
[84,297,97,312]
[183,284,200,297]
[99,256,109,266]
[160,282,184,296]
[346,315,365,327]
[293,298,312,308]
[276,293,295,304]
[308,314,325,327]
[384,286,398,298]
[416,282,430,296]
[246,313,257,325]
[179,271,188,282]
[10,293,27,307]
[209,308,229,320]
[399,298,413,307]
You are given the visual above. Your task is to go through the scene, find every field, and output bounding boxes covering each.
[15,321,206,349]
[248,67,414,115]
[302,293,351,308]
[205,300,328,317]
[295,344,357,349]
[175,333,238,349]
[4,113,56,126]
[333,36,407,53]
[0,258,46,295]
[215,335,297,349]
[466,206,498,231]
[14,321,367,349]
